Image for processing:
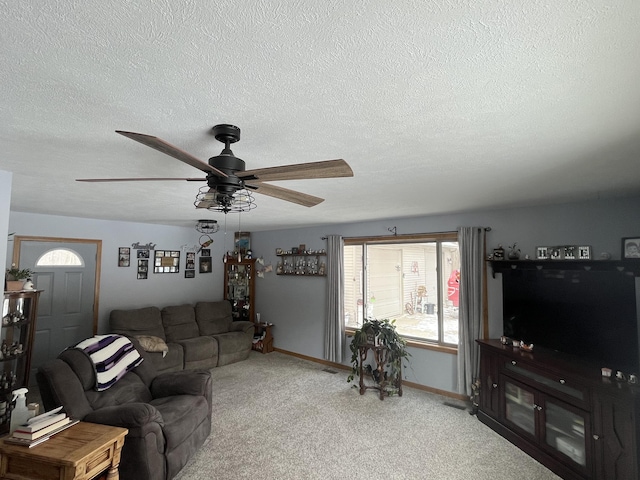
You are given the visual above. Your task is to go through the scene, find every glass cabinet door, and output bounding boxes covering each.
[503,378,536,436]
[223,259,255,322]
[543,400,588,469]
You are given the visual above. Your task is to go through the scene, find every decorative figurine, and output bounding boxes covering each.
[508,243,521,260]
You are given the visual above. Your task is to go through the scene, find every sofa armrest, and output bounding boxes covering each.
[150,370,212,399]
[83,403,163,428]
[229,321,255,334]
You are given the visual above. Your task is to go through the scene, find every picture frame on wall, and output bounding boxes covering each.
[199,257,212,273]
[186,252,196,270]
[153,250,180,273]
[118,247,130,267]
[622,237,640,259]
[234,231,251,255]
[137,259,148,279]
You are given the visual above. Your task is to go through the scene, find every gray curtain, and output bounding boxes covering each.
[324,235,345,362]
[457,227,486,397]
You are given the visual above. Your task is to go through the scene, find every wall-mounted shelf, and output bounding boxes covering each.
[488,260,640,278]
[276,250,326,276]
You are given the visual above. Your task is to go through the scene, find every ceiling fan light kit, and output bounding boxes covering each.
[194,186,256,214]
[195,219,220,234]
[77,124,354,214]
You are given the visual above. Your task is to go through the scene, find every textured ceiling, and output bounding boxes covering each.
[2,1,640,231]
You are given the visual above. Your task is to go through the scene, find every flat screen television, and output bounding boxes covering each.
[502,268,640,373]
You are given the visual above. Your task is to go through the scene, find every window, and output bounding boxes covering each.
[343,233,459,347]
[36,248,84,267]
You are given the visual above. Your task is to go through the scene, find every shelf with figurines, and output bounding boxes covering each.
[275,246,326,276]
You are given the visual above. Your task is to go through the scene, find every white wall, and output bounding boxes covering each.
[250,195,640,394]
[7,212,228,333]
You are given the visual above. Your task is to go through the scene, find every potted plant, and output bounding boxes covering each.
[347,318,410,396]
[5,266,33,291]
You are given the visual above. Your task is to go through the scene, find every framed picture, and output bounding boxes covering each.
[200,249,211,257]
[235,231,251,255]
[185,270,195,278]
[118,247,130,267]
[186,252,196,270]
[199,257,212,273]
[622,237,640,259]
[137,259,148,279]
[153,250,180,273]
[137,249,149,259]
[536,246,548,260]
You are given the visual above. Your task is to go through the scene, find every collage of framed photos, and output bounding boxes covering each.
[118,246,212,279]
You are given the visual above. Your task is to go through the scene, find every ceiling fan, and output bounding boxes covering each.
[77,124,353,213]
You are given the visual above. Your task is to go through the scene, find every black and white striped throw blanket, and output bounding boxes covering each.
[75,334,143,391]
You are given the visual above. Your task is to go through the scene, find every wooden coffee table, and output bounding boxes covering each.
[0,421,127,480]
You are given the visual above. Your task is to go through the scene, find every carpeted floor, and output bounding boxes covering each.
[174,351,561,480]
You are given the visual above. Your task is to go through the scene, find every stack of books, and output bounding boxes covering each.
[5,406,78,448]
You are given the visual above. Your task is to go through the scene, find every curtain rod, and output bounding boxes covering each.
[323,227,490,240]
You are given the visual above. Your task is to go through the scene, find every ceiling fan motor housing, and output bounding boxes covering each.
[207,154,246,194]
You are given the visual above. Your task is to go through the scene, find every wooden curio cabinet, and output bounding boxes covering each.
[223,257,256,322]
[1,290,41,435]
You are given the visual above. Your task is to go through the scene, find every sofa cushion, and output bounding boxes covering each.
[178,336,218,370]
[162,305,200,342]
[85,373,153,411]
[110,307,166,340]
[195,301,232,335]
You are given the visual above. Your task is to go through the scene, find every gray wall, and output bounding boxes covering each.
[251,196,640,394]
[3,193,640,395]
[7,211,227,334]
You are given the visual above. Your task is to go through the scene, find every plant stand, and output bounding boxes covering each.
[358,344,402,400]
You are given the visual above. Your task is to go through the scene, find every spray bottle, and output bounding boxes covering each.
[9,387,29,434]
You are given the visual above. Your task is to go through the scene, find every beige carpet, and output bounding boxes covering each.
[174,351,561,480]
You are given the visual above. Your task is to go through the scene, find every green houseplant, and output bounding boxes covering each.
[347,318,410,396]
[5,266,33,291]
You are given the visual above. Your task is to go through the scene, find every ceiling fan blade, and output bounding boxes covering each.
[238,159,353,182]
[248,182,324,207]
[116,130,228,177]
[77,177,205,182]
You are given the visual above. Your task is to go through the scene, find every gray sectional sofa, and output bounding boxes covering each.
[109,300,254,372]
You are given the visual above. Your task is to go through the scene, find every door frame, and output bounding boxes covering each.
[11,235,102,335]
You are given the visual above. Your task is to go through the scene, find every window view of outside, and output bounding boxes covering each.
[36,248,83,266]
[344,239,460,345]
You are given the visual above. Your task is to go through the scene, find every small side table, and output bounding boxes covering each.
[252,322,274,353]
[0,421,127,480]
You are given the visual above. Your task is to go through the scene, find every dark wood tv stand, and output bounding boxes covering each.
[477,339,639,480]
